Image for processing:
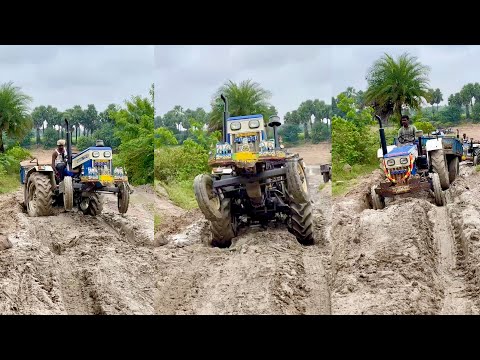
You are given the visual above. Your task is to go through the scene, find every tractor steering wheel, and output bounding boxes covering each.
[398,133,416,144]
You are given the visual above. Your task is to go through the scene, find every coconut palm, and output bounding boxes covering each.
[209,80,274,131]
[0,82,33,152]
[365,53,430,122]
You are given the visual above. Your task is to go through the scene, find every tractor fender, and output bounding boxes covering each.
[25,166,56,190]
[425,138,443,152]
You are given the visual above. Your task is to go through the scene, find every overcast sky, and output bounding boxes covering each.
[0,45,153,112]
[155,45,332,119]
[333,45,480,105]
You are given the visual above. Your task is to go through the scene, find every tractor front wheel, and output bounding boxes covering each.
[208,198,237,248]
[118,182,130,214]
[370,185,385,210]
[81,193,103,216]
[62,176,74,211]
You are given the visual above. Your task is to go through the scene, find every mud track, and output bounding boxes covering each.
[0,186,156,314]
[153,145,333,315]
[330,164,480,314]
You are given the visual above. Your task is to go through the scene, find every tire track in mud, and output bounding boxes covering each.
[330,164,480,314]
[154,166,332,315]
[0,187,157,315]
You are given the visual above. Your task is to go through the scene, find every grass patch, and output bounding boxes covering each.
[0,173,20,194]
[318,183,326,191]
[154,213,162,231]
[332,163,379,197]
[161,179,197,210]
[476,165,480,172]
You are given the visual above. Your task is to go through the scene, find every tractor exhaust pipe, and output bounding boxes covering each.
[221,94,228,143]
[65,119,72,169]
[375,115,388,156]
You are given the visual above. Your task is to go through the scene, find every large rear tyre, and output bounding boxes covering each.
[288,201,315,246]
[62,176,73,211]
[286,160,310,203]
[432,173,445,206]
[370,185,385,210]
[194,174,222,220]
[26,172,53,217]
[430,150,450,190]
[81,193,103,216]
[117,182,130,214]
[209,198,236,248]
[448,157,459,184]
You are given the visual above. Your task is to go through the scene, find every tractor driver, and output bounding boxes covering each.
[52,140,78,181]
[397,115,417,145]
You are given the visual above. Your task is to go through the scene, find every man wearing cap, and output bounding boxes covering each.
[52,139,69,180]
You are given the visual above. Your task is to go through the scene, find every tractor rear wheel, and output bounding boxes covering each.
[62,176,74,211]
[288,200,315,246]
[26,172,53,217]
[194,174,223,220]
[430,150,450,190]
[286,160,310,203]
[208,198,236,248]
[81,193,103,216]
[370,185,385,210]
[432,173,445,206]
[448,157,459,184]
[117,182,130,214]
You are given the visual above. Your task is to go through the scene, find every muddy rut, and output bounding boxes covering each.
[330,163,480,314]
[154,164,332,315]
[0,187,156,315]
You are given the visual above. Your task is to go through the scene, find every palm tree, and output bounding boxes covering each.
[434,88,443,112]
[31,105,48,145]
[427,88,436,113]
[365,53,430,123]
[208,80,274,131]
[0,82,33,152]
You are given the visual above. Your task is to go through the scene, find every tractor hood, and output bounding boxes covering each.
[384,144,417,158]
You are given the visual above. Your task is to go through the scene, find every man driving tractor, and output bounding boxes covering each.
[52,139,78,181]
[397,115,418,145]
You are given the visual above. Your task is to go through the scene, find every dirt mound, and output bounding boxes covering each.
[330,162,480,314]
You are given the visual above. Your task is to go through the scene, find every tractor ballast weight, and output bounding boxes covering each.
[194,95,314,248]
[21,118,132,217]
[370,115,462,209]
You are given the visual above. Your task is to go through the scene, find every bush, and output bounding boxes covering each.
[413,121,435,134]
[0,146,32,174]
[92,122,121,149]
[76,136,95,150]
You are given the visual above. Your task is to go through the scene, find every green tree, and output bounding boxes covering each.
[434,88,443,112]
[0,82,33,153]
[460,84,474,119]
[209,80,275,131]
[427,88,436,113]
[472,102,480,123]
[154,127,178,148]
[111,85,154,185]
[365,53,430,123]
[31,105,48,145]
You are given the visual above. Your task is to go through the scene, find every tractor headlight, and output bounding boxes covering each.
[249,120,260,129]
[400,157,409,165]
[230,122,241,131]
[104,151,111,157]
[387,159,395,166]
[92,151,100,158]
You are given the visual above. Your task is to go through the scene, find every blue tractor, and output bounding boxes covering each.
[20,119,132,217]
[370,115,463,209]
